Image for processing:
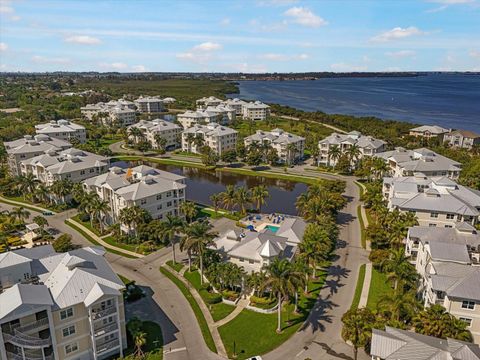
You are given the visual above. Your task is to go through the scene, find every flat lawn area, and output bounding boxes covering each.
[71,214,102,236]
[357,205,366,249]
[64,219,137,259]
[125,320,163,360]
[219,271,327,359]
[210,302,236,322]
[350,264,366,310]
[166,260,184,273]
[159,266,217,353]
[367,268,394,310]
[184,270,203,290]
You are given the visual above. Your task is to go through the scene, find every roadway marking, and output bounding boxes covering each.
[163,347,187,354]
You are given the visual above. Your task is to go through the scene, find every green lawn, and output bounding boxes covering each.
[71,214,102,236]
[219,271,327,359]
[64,219,137,259]
[0,195,58,213]
[102,235,154,254]
[125,320,163,360]
[367,268,394,310]
[117,274,131,285]
[357,205,366,249]
[184,270,203,290]
[159,266,217,353]
[166,260,184,273]
[350,264,366,310]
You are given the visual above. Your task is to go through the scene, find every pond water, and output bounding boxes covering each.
[134,162,309,215]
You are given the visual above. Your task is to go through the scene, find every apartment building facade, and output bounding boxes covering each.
[83,165,186,232]
[20,148,109,187]
[204,105,236,124]
[375,147,462,179]
[35,120,87,144]
[0,245,127,360]
[242,101,270,120]
[134,96,165,113]
[177,110,219,129]
[181,123,238,156]
[81,101,136,127]
[222,98,247,116]
[127,119,182,150]
[409,125,450,139]
[4,135,72,176]
[383,175,480,227]
[317,131,386,167]
[196,96,222,110]
[444,130,480,150]
[244,128,305,164]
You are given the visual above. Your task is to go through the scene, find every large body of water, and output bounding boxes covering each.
[139,162,307,215]
[234,74,480,132]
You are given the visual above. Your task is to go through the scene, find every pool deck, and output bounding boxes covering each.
[240,213,293,232]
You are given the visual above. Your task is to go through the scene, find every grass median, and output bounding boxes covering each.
[350,264,366,310]
[159,266,217,354]
[367,268,393,310]
[357,205,366,249]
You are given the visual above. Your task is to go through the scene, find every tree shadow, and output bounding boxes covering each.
[124,285,180,348]
[337,211,354,226]
[312,341,353,360]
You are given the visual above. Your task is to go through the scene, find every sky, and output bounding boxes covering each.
[1,0,479,73]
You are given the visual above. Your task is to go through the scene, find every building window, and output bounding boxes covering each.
[60,307,74,320]
[141,199,147,205]
[65,342,78,355]
[445,225,453,228]
[430,212,439,218]
[462,301,475,310]
[446,213,455,219]
[459,317,472,327]
[62,325,76,337]
[429,224,437,227]
[167,201,172,207]
[156,194,162,200]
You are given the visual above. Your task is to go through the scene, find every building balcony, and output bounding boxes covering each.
[3,331,51,348]
[96,338,120,355]
[91,305,117,320]
[6,350,54,360]
[93,322,118,337]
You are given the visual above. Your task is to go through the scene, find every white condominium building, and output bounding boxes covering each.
[127,119,182,150]
[4,135,72,176]
[182,123,238,156]
[0,245,127,360]
[318,131,386,167]
[196,96,223,110]
[35,120,87,144]
[375,147,462,179]
[409,125,450,139]
[80,100,136,127]
[444,130,480,150]
[134,96,165,113]
[404,225,480,343]
[177,110,219,129]
[20,148,109,186]
[222,98,247,116]
[383,175,480,227]
[83,165,186,232]
[244,128,305,164]
[204,104,236,124]
[242,101,270,120]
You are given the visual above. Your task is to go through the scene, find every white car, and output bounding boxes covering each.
[246,357,263,360]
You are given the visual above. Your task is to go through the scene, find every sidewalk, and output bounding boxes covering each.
[0,195,57,214]
[213,298,249,328]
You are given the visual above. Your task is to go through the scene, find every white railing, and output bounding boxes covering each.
[3,332,51,348]
[94,323,118,337]
[91,306,116,320]
[6,350,54,360]
[96,338,120,354]
[13,318,50,334]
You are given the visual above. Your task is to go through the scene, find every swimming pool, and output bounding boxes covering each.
[265,225,280,233]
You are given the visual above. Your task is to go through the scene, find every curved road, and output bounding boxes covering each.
[1,173,368,360]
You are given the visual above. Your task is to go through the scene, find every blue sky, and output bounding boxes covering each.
[1,0,479,73]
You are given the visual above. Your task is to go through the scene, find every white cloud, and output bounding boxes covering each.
[371,26,425,42]
[192,42,222,51]
[330,62,368,72]
[131,65,147,72]
[220,18,231,26]
[0,42,7,51]
[469,50,480,59]
[32,55,70,64]
[284,7,327,28]
[64,35,102,45]
[0,1,13,14]
[259,53,309,61]
[99,62,128,70]
[385,50,416,58]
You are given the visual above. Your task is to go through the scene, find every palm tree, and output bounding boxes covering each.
[377,289,419,322]
[180,201,197,223]
[193,135,205,150]
[298,223,332,278]
[341,308,376,360]
[118,207,138,234]
[182,220,217,283]
[185,133,195,152]
[49,179,72,204]
[209,193,222,215]
[285,142,298,165]
[160,215,185,264]
[133,331,147,358]
[251,185,269,212]
[11,206,30,223]
[346,144,361,167]
[221,185,237,211]
[235,186,251,216]
[34,184,50,204]
[33,215,48,233]
[261,258,304,333]
[128,127,144,144]
[380,248,417,291]
[17,173,38,200]
[154,134,167,153]
[327,145,341,169]
[92,197,111,233]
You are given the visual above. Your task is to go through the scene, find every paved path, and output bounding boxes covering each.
[213,298,249,328]
[358,263,372,309]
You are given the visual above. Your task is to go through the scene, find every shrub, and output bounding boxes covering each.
[369,249,389,269]
[79,213,90,222]
[222,290,240,301]
[250,295,275,306]
[200,289,222,304]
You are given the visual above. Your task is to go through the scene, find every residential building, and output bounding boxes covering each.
[444,130,480,150]
[0,245,127,360]
[409,125,450,139]
[214,217,306,272]
[83,165,186,232]
[20,148,109,186]
[176,110,219,129]
[196,96,222,110]
[383,175,480,227]
[127,119,182,150]
[80,100,136,127]
[318,131,386,167]
[406,225,480,343]
[371,326,480,360]
[222,98,247,116]
[134,96,165,113]
[242,101,270,120]
[204,104,236,124]
[244,128,305,164]
[35,120,87,144]
[181,123,238,156]
[4,135,72,176]
[376,147,462,179]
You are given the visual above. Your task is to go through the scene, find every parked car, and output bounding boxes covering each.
[42,211,54,216]
[247,357,263,360]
